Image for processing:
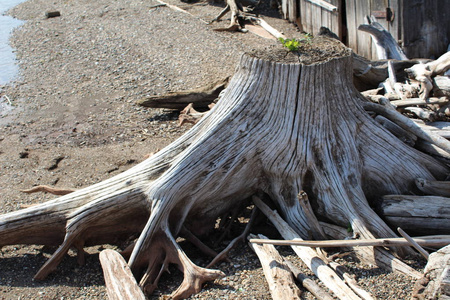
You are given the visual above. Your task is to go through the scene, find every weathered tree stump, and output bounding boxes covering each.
[0,37,448,298]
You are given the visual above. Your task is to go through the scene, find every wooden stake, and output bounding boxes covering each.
[249,235,450,248]
[397,227,429,259]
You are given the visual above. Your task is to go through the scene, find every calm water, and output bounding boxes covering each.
[0,0,26,85]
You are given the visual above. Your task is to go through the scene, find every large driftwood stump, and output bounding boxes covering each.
[0,37,448,299]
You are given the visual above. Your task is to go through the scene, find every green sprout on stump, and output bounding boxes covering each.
[278,38,301,51]
[279,33,313,52]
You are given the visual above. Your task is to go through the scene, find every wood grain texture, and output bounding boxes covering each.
[100,249,146,300]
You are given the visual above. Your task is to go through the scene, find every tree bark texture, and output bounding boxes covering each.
[0,40,448,298]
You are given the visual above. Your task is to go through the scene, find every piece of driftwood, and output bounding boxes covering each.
[99,249,146,300]
[284,259,334,300]
[404,107,436,122]
[374,115,417,146]
[297,191,326,239]
[21,185,76,196]
[392,82,421,101]
[438,103,450,119]
[249,233,302,300]
[416,121,450,130]
[397,227,429,260]
[415,140,450,160]
[328,261,376,300]
[252,196,370,300]
[433,75,450,97]
[413,121,450,139]
[390,97,448,108]
[351,53,420,91]
[247,17,286,40]
[248,235,450,248]
[364,94,400,105]
[416,178,450,197]
[153,0,208,24]
[210,0,254,31]
[363,102,450,153]
[178,103,208,126]
[136,77,228,109]
[358,16,408,61]
[405,52,450,100]
[381,195,450,234]
[412,245,450,300]
[319,221,351,240]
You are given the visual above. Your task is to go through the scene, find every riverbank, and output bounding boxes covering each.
[0,0,25,85]
[0,0,424,298]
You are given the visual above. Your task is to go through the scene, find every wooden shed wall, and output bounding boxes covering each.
[298,0,343,40]
[400,0,450,59]
[345,0,400,60]
[282,0,449,60]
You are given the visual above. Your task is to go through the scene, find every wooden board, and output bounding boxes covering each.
[401,0,450,58]
[297,0,341,37]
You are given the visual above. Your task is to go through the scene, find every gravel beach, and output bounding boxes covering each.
[0,0,426,298]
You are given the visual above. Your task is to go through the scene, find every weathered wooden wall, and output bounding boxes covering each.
[346,0,399,59]
[400,0,450,59]
[298,0,342,39]
[280,0,449,60]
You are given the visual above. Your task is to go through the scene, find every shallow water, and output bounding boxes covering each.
[0,0,26,85]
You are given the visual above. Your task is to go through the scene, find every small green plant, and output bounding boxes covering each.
[279,37,301,51]
[279,34,313,52]
[346,222,353,233]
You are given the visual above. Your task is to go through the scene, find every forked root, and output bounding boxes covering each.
[134,229,225,299]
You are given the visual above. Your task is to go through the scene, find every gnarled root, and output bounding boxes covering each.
[131,229,224,299]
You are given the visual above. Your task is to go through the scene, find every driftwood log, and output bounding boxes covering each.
[380,195,450,234]
[358,16,408,61]
[352,54,420,91]
[249,233,302,299]
[137,77,228,109]
[99,249,146,300]
[405,52,450,100]
[0,38,448,299]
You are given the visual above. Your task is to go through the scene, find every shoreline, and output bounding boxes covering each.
[0,0,26,85]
